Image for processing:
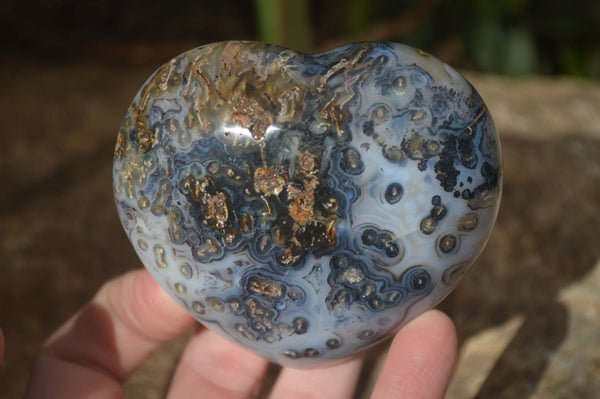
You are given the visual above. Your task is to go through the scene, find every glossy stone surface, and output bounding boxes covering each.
[113,41,501,367]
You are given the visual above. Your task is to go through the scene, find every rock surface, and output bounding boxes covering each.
[1,58,599,397]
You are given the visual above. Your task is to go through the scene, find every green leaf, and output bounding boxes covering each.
[254,0,312,53]
[502,27,537,76]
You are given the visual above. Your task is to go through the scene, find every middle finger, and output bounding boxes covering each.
[270,354,365,399]
[167,326,270,398]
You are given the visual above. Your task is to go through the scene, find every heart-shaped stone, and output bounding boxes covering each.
[113,41,501,368]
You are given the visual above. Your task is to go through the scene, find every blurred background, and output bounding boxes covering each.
[1,0,599,398]
[4,0,600,77]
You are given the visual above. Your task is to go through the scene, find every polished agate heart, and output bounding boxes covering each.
[113,41,501,367]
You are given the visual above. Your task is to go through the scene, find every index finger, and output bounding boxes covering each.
[26,269,195,398]
[371,310,457,399]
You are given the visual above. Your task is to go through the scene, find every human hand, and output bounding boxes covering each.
[24,269,457,398]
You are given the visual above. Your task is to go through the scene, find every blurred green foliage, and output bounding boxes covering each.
[255,0,312,53]
[439,0,600,77]
[255,0,600,78]
[5,0,598,77]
